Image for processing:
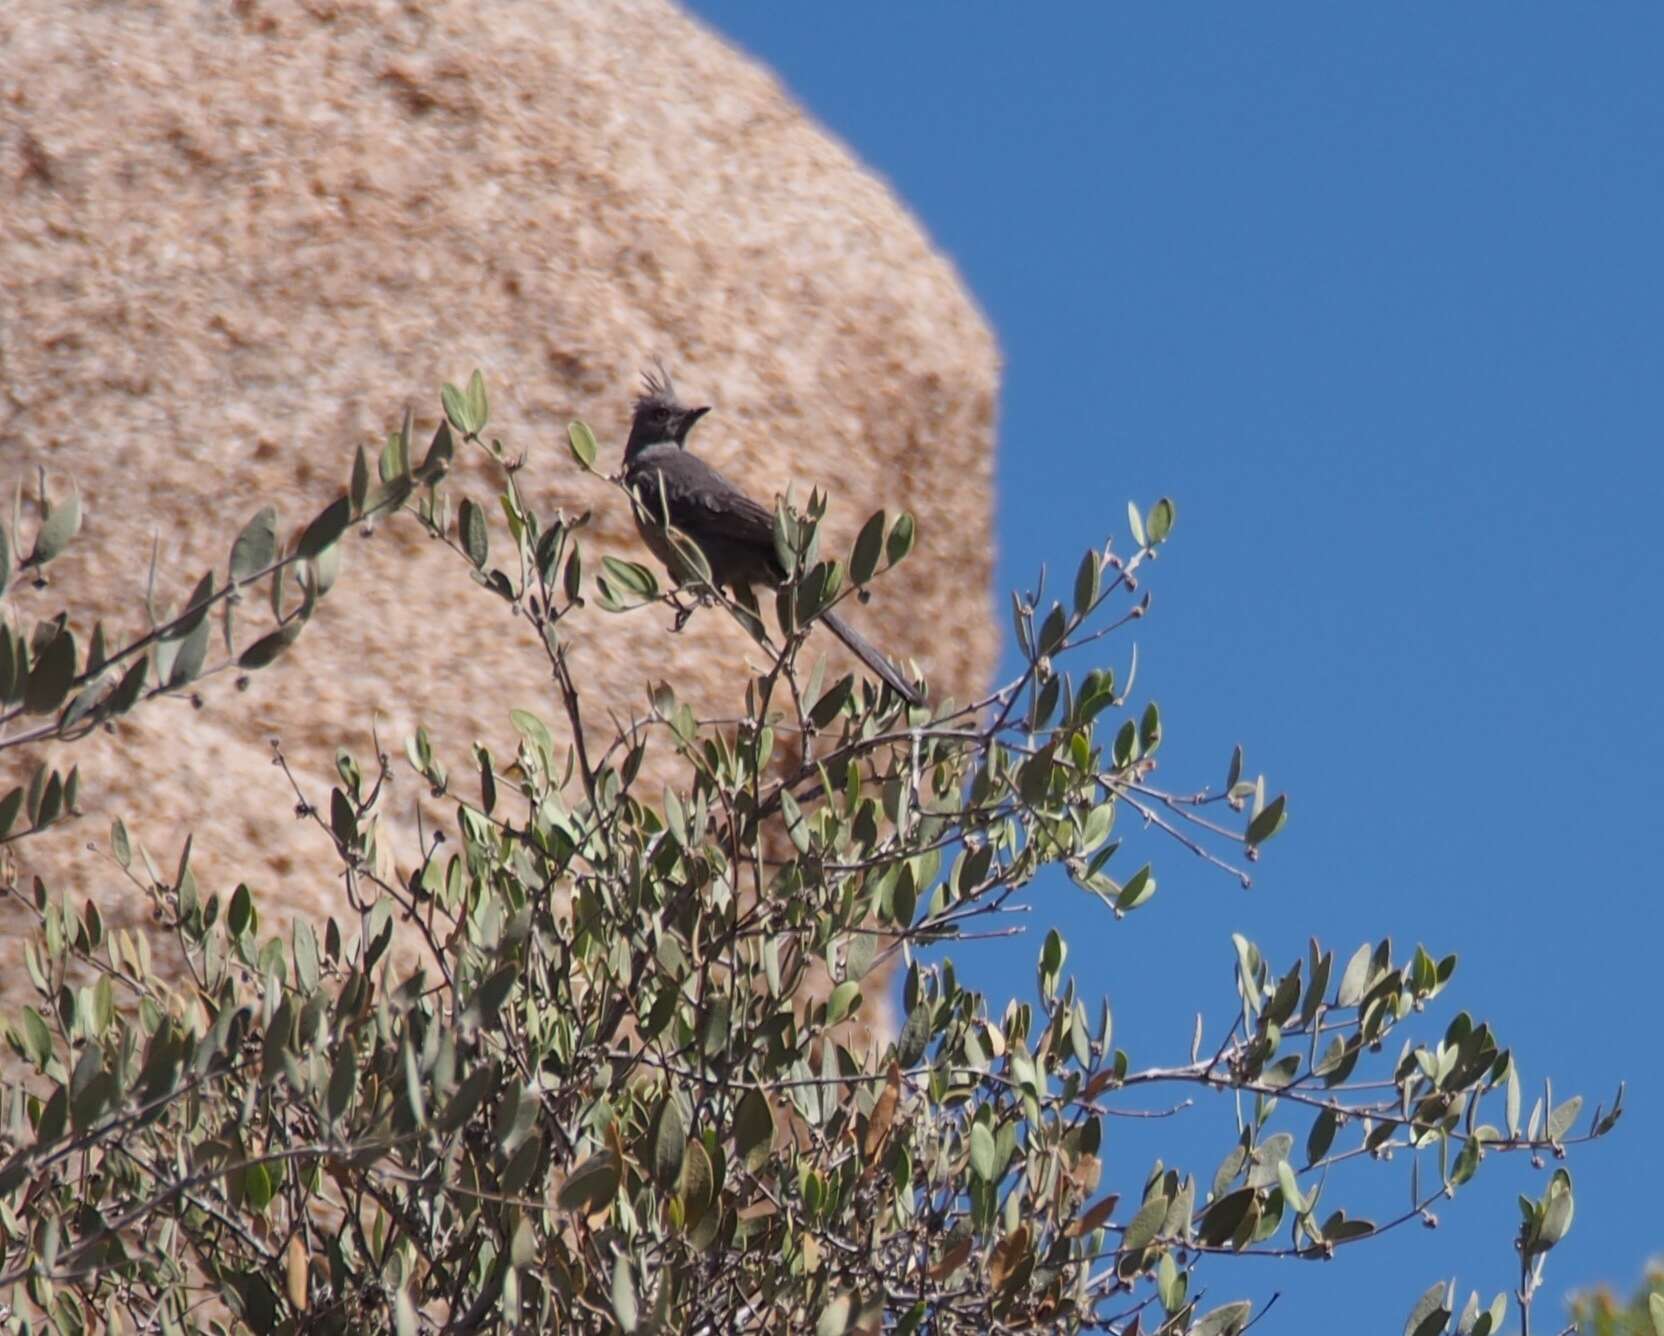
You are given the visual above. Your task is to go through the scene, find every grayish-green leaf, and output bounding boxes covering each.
[653,1096,686,1188]
[459,497,488,569]
[1122,1193,1168,1252]
[167,615,211,688]
[1147,496,1176,544]
[28,484,81,567]
[238,620,303,669]
[1246,793,1287,848]
[1192,1301,1252,1336]
[612,1255,638,1333]
[969,1121,997,1182]
[1404,1280,1451,1336]
[298,496,351,560]
[1337,943,1373,1009]
[23,628,75,715]
[851,510,886,586]
[886,511,916,567]
[568,420,599,471]
[1547,1095,1582,1142]
[897,1002,931,1067]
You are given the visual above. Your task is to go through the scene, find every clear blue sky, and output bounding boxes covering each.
[687,5,1662,1329]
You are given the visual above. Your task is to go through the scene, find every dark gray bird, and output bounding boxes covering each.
[622,368,923,706]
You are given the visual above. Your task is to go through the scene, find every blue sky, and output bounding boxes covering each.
[687,4,1663,1328]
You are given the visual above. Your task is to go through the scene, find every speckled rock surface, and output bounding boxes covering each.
[0,0,999,1015]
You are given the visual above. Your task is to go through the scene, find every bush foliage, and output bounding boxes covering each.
[0,376,1621,1333]
[1567,1262,1664,1336]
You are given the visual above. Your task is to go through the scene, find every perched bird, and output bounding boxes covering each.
[621,368,923,706]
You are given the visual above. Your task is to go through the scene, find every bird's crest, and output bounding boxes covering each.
[637,361,678,412]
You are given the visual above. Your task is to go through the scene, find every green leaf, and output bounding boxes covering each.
[1536,1168,1574,1249]
[678,1138,715,1226]
[1073,548,1101,616]
[168,615,210,688]
[100,657,149,720]
[1546,1095,1582,1142]
[1199,1187,1255,1245]
[1246,793,1287,848]
[1155,1254,1187,1314]
[510,708,556,769]
[1337,942,1373,1008]
[601,555,660,600]
[825,981,861,1027]
[466,370,490,433]
[1115,865,1155,913]
[379,420,410,483]
[1126,500,1145,549]
[557,1151,620,1214]
[612,1255,639,1333]
[653,1097,686,1188]
[0,629,15,704]
[1450,1133,1482,1188]
[1140,700,1162,753]
[0,787,21,841]
[441,382,471,434]
[850,510,886,585]
[567,420,599,472]
[394,1287,417,1336]
[1320,1210,1376,1243]
[238,621,303,669]
[809,674,854,729]
[1122,1193,1168,1251]
[779,788,811,855]
[969,1121,997,1181]
[293,920,319,992]
[464,964,518,1028]
[1147,496,1176,544]
[1277,1159,1306,1215]
[459,498,488,569]
[734,1088,774,1171]
[110,817,131,868]
[885,512,916,567]
[23,628,75,715]
[1306,1107,1338,1167]
[19,1006,52,1069]
[350,443,370,514]
[228,881,255,938]
[298,496,351,560]
[28,484,81,567]
[242,1159,277,1212]
[35,769,63,830]
[1192,1301,1252,1336]
[402,1040,426,1127]
[1404,1280,1451,1336]
[896,1003,932,1067]
[439,1063,494,1134]
[1648,1293,1664,1336]
[419,418,455,481]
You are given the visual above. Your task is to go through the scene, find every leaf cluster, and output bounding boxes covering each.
[0,378,1618,1334]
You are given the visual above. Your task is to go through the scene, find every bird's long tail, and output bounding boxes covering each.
[820,608,924,707]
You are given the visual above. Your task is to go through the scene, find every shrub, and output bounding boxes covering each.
[0,375,1620,1333]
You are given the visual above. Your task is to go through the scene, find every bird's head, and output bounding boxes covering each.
[625,363,709,457]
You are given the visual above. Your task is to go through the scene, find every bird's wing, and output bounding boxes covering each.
[632,450,776,546]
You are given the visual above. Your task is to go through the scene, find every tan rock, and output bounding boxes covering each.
[0,0,999,1014]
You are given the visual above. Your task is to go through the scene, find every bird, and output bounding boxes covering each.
[621,367,924,707]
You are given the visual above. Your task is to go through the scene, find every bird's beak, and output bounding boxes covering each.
[679,405,710,442]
